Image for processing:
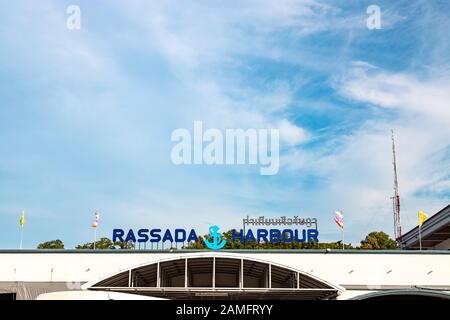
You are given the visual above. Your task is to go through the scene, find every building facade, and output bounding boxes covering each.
[1,250,449,300]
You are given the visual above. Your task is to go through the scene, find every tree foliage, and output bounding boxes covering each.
[41,231,398,250]
[359,231,398,250]
[184,230,399,250]
[37,239,64,249]
[114,241,136,249]
[76,237,116,250]
[184,230,355,250]
[75,237,136,250]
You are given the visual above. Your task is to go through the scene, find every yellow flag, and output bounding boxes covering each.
[20,210,25,227]
[418,210,428,228]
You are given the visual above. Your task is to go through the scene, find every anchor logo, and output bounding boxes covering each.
[204,225,226,250]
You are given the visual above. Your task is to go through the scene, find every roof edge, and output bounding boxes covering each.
[0,249,449,254]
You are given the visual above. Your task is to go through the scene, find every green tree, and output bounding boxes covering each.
[183,229,355,250]
[114,241,136,249]
[76,237,116,250]
[359,231,398,250]
[37,239,64,249]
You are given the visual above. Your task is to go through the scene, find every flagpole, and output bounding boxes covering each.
[19,210,25,249]
[342,228,345,250]
[19,227,23,249]
[94,228,97,250]
[419,226,422,251]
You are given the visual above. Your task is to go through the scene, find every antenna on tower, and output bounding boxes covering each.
[391,130,402,248]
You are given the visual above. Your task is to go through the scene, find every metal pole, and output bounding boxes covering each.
[157,262,160,288]
[128,270,132,287]
[93,228,96,250]
[268,264,271,289]
[392,196,397,245]
[391,130,403,248]
[212,257,216,289]
[342,228,345,250]
[240,259,244,289]
[419,227,422,251]
[185,259,188,288]
[19,227,23,249]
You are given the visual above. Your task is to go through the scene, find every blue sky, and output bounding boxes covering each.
[0,0,449,248]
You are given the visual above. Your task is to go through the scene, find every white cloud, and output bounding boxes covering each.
[110,0,363,73]
[336,62,450,123]
[277,119,311,146]
[281,62,450,238]
[0,1,118,85]
[1,1,449,248]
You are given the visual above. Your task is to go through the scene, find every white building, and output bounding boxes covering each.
[1,249,449,300]
[2,204,449,300]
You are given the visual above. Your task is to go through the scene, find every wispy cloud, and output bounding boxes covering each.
[0,0,448,248]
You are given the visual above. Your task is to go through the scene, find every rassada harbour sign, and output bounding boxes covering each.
[113,228,198,244]
[112,216,319,250]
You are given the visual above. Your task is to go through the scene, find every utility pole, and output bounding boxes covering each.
[391,130,403,248]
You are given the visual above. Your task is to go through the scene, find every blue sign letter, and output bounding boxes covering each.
[307,229,319,242]
[112,229,124,242]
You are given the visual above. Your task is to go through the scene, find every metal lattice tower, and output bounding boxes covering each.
[391,130,402,247]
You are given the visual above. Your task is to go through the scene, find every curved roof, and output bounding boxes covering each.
[82,252,344,300]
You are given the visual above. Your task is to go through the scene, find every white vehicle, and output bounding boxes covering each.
[36,290,167,300]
